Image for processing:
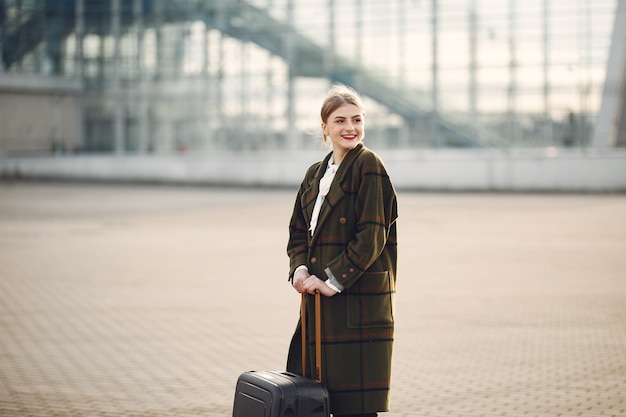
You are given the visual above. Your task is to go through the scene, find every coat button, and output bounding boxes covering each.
[341,273,347,279]
[339,217,347,224]
[310,257,317,264]
[349,268,355,273]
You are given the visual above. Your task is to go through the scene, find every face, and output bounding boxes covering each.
[322,103,364,159]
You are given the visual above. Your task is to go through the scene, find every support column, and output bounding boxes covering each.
[202,22,211,151]
[325,0,335,84]
[75,0,85,152]
[431,0,440,147]
[285,0,298,150]
[398,0,411,147]
[216,0,226,149]
[468,0,478,141]
[591,0,626,147]
[355,0,363,66]
[112,0,124,154]
[0,0,5,72]
[542,0,552,146]
[507,0,518,145]
[153,0,165,152]
[399,0,407,85]
[135,0,148,153]
[45,0,63,74]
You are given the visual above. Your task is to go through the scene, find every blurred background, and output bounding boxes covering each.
[0,0,625,190]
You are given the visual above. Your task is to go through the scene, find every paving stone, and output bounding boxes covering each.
[0,183,625,417]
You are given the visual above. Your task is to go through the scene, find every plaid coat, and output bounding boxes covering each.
[286,143,398,415]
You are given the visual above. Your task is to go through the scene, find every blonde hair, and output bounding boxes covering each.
[320,85,366,146]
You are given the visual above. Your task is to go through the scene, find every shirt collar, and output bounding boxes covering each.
[328,154,338,173]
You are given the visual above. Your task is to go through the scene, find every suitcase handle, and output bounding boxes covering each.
[300,292,322,382]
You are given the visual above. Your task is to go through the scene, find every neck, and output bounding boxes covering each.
[332,149,348,166]
[333,142,361,165]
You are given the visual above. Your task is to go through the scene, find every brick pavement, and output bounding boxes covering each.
[0,182,625,417]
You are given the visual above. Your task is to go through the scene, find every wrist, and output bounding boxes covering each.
[294,265,309,275]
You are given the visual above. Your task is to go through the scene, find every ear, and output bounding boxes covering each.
[321,122,327,135]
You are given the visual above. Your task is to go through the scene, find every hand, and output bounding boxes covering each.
[303,275,337,297]
[292,268,310,293]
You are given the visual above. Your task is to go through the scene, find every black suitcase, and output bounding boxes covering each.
[232,370,328,417]
[232,293,329,417]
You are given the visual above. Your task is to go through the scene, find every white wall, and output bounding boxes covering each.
[1,148,625,192]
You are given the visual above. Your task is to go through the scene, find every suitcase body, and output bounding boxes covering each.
[232,370,329,417]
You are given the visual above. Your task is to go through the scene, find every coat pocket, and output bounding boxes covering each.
[347,271,394,329]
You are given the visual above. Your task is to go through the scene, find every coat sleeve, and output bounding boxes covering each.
[325,152,398,289]
[286,164,318,280]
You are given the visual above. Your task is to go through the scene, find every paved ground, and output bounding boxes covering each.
[0,182,625,417]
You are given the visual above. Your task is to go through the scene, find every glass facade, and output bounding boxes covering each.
[0,0,619,153]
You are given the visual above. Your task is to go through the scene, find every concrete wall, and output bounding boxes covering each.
[0,74,82,155]
[1,148,625,192]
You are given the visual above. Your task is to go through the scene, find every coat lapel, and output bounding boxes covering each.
[310,144,363,245]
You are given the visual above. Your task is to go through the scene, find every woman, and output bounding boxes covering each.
[286,85,398,417]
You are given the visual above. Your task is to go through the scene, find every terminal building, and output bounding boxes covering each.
[0,0,625,156]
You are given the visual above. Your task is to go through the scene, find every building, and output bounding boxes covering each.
[0,0,624,156]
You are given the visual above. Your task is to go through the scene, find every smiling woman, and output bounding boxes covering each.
[286,84,399,417]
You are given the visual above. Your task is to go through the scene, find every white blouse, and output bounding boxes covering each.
[309,158,339,236]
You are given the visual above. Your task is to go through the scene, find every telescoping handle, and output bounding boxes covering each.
[300,292,322,382]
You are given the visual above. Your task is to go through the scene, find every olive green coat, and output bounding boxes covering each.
[286,143,398,415]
